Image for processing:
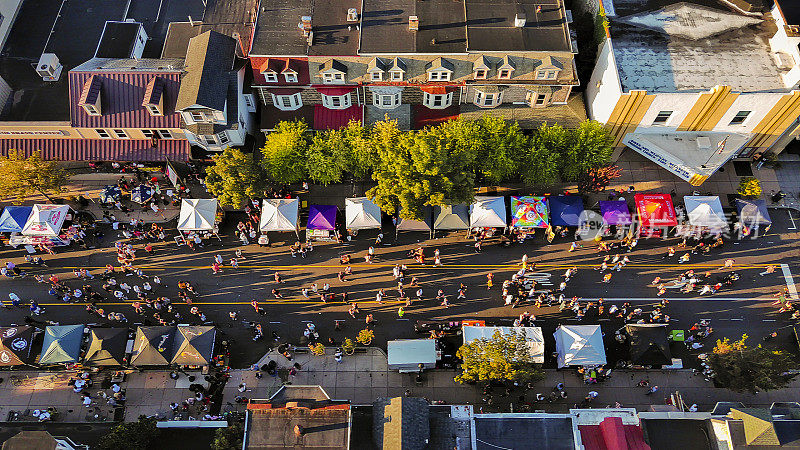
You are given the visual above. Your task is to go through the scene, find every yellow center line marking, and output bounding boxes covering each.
[55,263,772,270]
[34,300,404,306]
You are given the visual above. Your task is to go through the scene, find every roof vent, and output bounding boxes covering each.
[514,13,526,27]
[347,8,358,22]
[409,15,419,31]
[298,16,312,36]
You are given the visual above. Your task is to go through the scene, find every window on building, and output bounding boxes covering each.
[474,91,501,108]
[218,132,230,145]
[427,71,451,82]
[284,73,297,83]
[243,94,255,111]
[370,72,382,81]
[526,92,547,107]
[653,111,673,125]
[113,129,129,139]
[83,104,99,116]
[498,69,511,79]
[536,70,558,80]
[373,92,401,109]
[264,72,278,83]
[323,72,345,84]
[322,93,352,110]
[190,111,207,122]
[145,104,161,116]
[474,69,487,80]
[201,135,217,145]
[535,94,546,106]
[142,129,155,139]
[729,111,751,125]
[390,71,403,81]
[546,71,557,79]
[423,92,453,109]
[272,93,302,111]
[96,129,111,139]
[157,129,173,139]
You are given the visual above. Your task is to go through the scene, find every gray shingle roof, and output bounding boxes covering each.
[176,30,236,111]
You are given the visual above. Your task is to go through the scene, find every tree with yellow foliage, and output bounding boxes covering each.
[708,334,795,393]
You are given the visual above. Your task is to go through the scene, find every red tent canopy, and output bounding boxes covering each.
[634,193,677,228]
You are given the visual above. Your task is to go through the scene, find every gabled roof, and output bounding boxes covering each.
[374,397,430,450]
[176,30,237,111]
[473,55,491,71]
[389,58,407,73]
[367,57,388,72]
[729,408,781,446]
[540,55,564,70]
[260,58,284,74]
[427,57,454,72]
[499,55,516,71]
[319,59,347,74]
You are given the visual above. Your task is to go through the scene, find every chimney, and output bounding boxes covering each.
[299,16,312,36]
[347,8,358,22]
[409,15,419,31]
[514,13,526,27]
[294,425,305,437]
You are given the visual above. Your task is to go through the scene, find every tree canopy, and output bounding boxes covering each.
[204,148,266,207]
[708,334,795,393]
[0,150,67,204]
[98,416,160,450]
[455,329,545,384]
[561,120,614,182]
[261,120,310,185]
[212,423,244,450]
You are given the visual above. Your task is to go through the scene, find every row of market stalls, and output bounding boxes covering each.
[388,323,675,372]
[0,325,217,368]
[0,204,74,246]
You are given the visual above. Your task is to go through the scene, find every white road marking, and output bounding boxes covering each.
[787,210,798,230]
[781,264,799,299]
[523,272,554,286]
[572,297,768,302]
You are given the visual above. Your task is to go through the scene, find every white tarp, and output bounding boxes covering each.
[260,199,299,232]
[554,324,607,368]
[387,339,437,371]
[684,195,726,228]
[22,204,69,236]
[462,326,544,364]
[469,196,506,228]
[345,197,382,230]
[177,199,217,231]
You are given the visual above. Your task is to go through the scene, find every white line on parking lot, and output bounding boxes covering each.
[781,264,799,299]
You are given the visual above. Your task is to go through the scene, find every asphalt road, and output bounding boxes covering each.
[0,208,798,368]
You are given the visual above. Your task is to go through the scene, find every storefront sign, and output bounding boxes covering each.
[622,136,693,182]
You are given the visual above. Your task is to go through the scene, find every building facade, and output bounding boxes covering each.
[587,0,800,186]
[249,0,580,132]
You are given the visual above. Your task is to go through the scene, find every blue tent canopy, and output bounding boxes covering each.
[549,196,584,227]
[0,206,32,233]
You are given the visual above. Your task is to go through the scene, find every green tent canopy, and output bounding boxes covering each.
[39,325,83,365]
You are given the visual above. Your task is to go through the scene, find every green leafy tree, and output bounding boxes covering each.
[261,120,309,185]
[212,423,244,450]
[520,123,566,186]
[204,148,267,207]
[737,177,762,198]
[0,150,67,204]
[343,120,377,179]
[473,117,526,183]
[367,119,476,221]
[306,128,351,185]
[708,334,795,393]
[455,330,545,384]
[562,120,613,182]
[98,416,160,450]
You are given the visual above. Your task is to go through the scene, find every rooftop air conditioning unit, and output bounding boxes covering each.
[36,53,62,82]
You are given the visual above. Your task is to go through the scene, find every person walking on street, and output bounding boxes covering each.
[602,273,612,283]
[721,259,735,270]
[487,273,494,290]
[760,265,776,276]
[646,385,659,395]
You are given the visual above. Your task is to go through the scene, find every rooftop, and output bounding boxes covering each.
[161,0,258,58]
[95,22,144,59]
[473,414,575,450]
[359,0,467,54]
[464,0,573,52]
[124,0,206,58]
[175,31,237,111]
[776,1,800,27]
[641,418,714,450]
[609,1,786,93]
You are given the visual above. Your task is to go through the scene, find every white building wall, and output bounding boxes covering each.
[713,93,786,133]
[585,39,622,124]
[236,68,255,136]
[769,4,800,89]
[635,93,700,132]
[0,0,22,53]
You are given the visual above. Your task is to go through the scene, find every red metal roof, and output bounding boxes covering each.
[313,105,362,130]
[69,71,182,129]
[0,138,190,162]
[579,418,651,450]
[419,85,458,94]
[250,57,310,85]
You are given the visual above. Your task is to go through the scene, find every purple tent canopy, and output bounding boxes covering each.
[599,201,632,225]
[307,205,337,230]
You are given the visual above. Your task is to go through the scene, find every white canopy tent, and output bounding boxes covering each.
[22,204,70,236]
[259,199,299,235]
[469,196,506,229]
[463,326,544,363]
[345,197,382,230]
[684,195,727,229]
[177,199,218,231]
[554,324,607,368]
[387,339,437,372]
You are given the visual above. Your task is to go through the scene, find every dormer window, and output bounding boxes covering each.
[389,58,406,82]
[264,71,278,83]
[537,70,557,79]
[473,56,491,81]
[498,69,511,79]
[371,72,383,81]
[142,77,164,116]
[474,69,487,80]
[83,104,100,116]
[390,71,403,81]
[367,57,387,83]
[536,56,563,80]
[284,72,297,83]
[428,71,451,82]
[79,75,102,116]
[497,56,515,80]
[145,105,161,116]
[426,57,454,82]
[320,59,347,85]
[323,72,345,83]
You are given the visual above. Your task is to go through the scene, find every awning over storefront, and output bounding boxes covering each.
[345,197,382,230]
[40,325,83,365]
[463,326,544,364]
[469,196,506,228]
[0,326,34,366]
[599,201,631,225]
[622,132,749,186]
[131,326,176,366]
[83,328,128,366]
[260,199,299,232]
[0,138,191,162]
[314,105,362,130]
[433,204,469,230]
[684,195,727,228]
[735,198,771,228]
[634,194,677,228]
[549,195,584,227]
[554,324,607,368]
[22,204,69,236]
[177,199,218,231]
[172,326,216,366]
[0,206,32,233]
[307,205,337,230]
[510,196,549,228]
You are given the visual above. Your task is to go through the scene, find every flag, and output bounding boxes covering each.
[717,135,729,154]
